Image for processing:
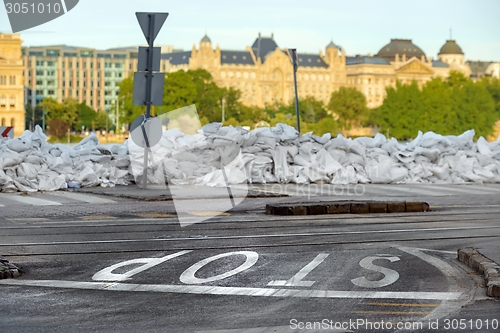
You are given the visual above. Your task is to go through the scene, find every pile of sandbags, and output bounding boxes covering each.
[0,126,131,192]
[2,123,500,192]
[126,123,500,187]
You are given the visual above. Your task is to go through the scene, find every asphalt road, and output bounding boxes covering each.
[0,184,500,333]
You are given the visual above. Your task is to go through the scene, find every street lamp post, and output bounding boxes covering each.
[288,48,301,133]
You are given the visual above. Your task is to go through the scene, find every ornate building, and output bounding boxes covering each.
[163,34,346,107]
[345,39,471,108]
[0,33,25,137]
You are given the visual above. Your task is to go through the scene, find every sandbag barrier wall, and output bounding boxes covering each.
[2,123,500,192]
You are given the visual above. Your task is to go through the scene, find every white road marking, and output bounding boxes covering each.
[93,250,192,281]
[268,253,329,287]
[351,255,400,288]
[48,191,116,204]
[197,325,352,333]
[0,279,463,300]
[395,246,474,326]
[180,251,259,284]
[0,194,62,206]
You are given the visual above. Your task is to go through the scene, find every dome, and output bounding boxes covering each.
[375,39,425,61]
[201,34,211,43]
[438,40,464,55]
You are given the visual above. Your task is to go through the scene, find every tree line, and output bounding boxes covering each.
[371,72,500,139]
[26,98,111,139]
[29,69,500,141]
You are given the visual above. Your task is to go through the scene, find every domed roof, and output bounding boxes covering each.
[201,34,211,43]
[375,39,425,61]
[438,40,463,55]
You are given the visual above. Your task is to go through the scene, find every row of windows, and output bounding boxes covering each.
[30,69,124,78]
[218,71,336,82]
[348,78,395,85]
[0,95,16,107]
[30,59,125,69]
[1,118,16,126]
[0,76,17,85]
[28,50,129,59]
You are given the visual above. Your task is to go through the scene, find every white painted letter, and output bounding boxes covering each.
[351,255,400,288]
[92,250,192,281]
[268,253,329,287]
[180,251,258,284]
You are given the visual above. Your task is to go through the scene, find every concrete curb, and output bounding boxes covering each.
[266,201,430,216]
[0,256,23,279]
[458,248,500,297]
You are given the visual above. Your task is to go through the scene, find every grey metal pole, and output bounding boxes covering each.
[293,63,300,133]
[289,48,301,133]
[142,14,156,189]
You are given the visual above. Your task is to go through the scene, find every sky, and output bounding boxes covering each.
[1,0,499,61]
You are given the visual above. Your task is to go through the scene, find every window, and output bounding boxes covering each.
[117,73,122,78]
[105,72,112,77]
[115,63,122,68]
[36,60,44,66]
[36,90,43,95]
[36,70,43,76]
[10,118,15,127]
[0,95,6,106]
[47,80,55,86]
[1,118,5,125]
[81,50,93,58]
[47,61,55,66]
[48,90,55,95]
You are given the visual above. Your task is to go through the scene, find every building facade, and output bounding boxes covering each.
[22,45,142,112]
[0,33,25,138]
[162,34,346,108]
[345,39,472,108]
[20,34,489,120]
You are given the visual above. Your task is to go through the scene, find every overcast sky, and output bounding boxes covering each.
[1,0,499,61]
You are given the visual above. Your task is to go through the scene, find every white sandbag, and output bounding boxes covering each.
[271,123,300,141]
[6,136,32,152]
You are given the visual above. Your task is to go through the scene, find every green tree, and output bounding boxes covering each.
[48,119,70,139]
[327,87,369,133]
[39,97,79,130]
[478,77,500,119]
[372,73,497,139]
[76,102,98,131]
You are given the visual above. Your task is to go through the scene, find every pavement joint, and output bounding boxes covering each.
[458,248,500,297]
